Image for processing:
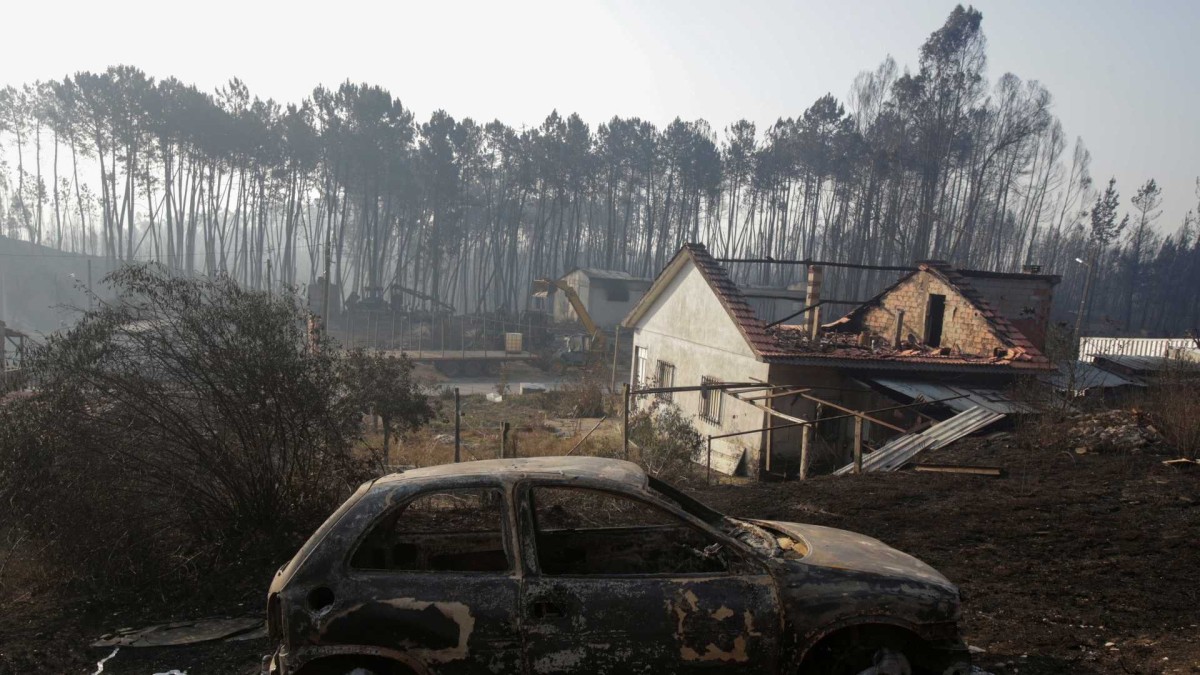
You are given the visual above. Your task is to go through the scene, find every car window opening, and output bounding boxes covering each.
[530,486,730,576]
[351,488,509,573]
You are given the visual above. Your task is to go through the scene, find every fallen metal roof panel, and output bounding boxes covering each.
[834,405,1005,475]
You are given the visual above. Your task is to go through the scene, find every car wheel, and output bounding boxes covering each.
[852,648,912,675]
[814,646,914,675]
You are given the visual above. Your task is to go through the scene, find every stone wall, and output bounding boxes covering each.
[860,271,1008,356]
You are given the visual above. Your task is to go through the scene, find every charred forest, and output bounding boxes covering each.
[1,6,1197,335]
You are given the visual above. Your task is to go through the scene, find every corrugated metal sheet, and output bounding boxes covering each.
[867,378,1027,414]
[1079,337,1194,363]
[1045,360,1141,392]
[834,405,1005,475]
[1093,354,1181,374]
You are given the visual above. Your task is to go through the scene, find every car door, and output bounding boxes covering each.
[516,482,781,674]
[334,484,523,674]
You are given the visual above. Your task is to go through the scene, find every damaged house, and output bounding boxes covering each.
[622,244,1059,478]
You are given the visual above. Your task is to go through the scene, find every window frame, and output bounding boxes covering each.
[633,346,648,387]
[655,360,675,400]
[344,483,516,577]
[698,376,723,425]
[517,480,753,579]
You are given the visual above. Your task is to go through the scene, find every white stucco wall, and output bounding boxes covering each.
[628,261,771,476]
[552,270,649,329]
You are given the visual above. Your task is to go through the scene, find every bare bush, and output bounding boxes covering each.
[0,265,409,595]
[628,397,703,479]
[553,365,608,418]
[1141,363,1200,459]
[341,349,434,468]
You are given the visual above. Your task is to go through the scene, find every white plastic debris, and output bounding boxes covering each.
[486,392,504,403]
[91,647,119,674]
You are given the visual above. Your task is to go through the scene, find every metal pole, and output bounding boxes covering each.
[765,396,774,476]
[610,326,619,391]
[799,425,811,480]
[1074,250,1094,344]
[706,435,713,486]
[853,416,864,475]
[454,388,461,463]
[622,383,631,460]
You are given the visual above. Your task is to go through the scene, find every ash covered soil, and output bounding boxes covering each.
[700,429,1200,674]
[3,416,1198,674]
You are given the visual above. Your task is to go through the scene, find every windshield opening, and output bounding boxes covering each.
[647,476,724,525]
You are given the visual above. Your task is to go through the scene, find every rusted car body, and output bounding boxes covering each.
[265,457,970,674]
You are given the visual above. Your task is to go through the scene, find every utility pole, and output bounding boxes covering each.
[1073,250,1095,347]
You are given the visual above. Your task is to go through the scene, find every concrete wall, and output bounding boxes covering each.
[860,271,1007,357]
[629,261,770,477]
[552,270,650,329]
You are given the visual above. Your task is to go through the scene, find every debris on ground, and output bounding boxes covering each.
[91,617,263,648]
[1052,409,1163,454]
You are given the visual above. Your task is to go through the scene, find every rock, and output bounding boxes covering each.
[1075,446,1089,455]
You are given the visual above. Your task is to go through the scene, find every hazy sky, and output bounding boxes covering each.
[5,0,1197,233]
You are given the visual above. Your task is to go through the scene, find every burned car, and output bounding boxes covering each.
[265,457,970,675]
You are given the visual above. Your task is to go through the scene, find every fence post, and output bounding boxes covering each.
[853,415,864,474]
[622,383,631,460]
[454,388,462,463]
[799,424,811,480]
[500,421,511,459]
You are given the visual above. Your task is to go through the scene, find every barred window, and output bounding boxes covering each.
[699,376,722,425]
[655,361,675,400]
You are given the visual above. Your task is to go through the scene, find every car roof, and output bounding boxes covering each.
[373,456,649,489]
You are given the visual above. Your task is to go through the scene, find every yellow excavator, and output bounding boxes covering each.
[533,278,608,369]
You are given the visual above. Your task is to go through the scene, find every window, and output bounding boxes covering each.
[605,283,630,302]
[633,347,648,387]
[655,360,675,400]
[529,487,729,576]
[351,488,509,573]
[699,376,722,425]
[924,294,946,347]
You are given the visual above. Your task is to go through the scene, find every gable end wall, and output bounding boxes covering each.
[860,271,1008,356]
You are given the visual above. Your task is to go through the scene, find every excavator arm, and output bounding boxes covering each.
[534,278,608,352]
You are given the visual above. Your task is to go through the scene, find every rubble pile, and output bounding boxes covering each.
[1060,409,1163,454]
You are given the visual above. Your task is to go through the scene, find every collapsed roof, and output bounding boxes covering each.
[624,244,1055,373]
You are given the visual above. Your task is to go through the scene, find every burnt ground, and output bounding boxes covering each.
[2,427,1198,674]
[699,435,1200,674]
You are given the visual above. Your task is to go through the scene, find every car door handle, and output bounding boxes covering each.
[530,600,566,618]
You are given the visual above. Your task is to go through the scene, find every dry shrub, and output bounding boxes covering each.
[1140,364,1200,459]
[628,397,703,480]
[553,365,609,418]
[0,265,422,599]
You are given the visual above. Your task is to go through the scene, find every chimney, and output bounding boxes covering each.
[805,265,823,340]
